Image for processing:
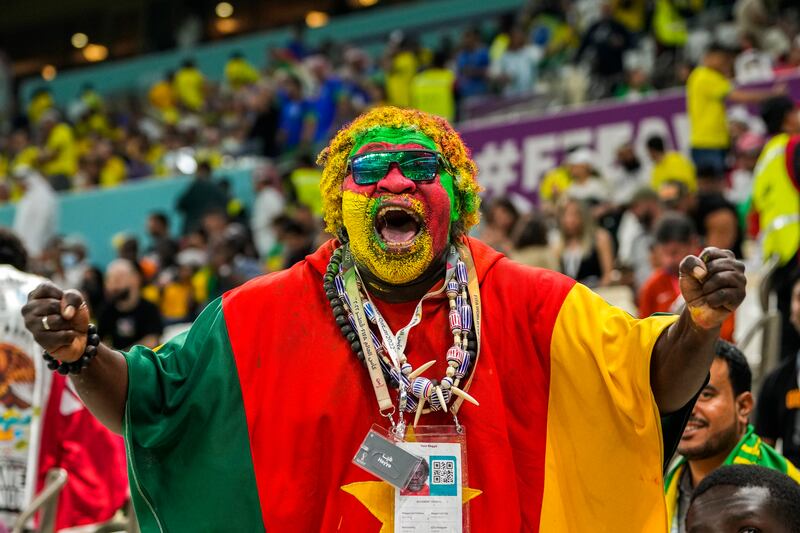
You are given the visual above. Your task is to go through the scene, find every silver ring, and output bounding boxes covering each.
[41,316,50,331]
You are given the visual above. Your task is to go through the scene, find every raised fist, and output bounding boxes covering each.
[679,247,746,330]
[21,282,90,362]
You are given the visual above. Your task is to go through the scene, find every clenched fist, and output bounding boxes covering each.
[21,282,91,362]
[679,247,746,330]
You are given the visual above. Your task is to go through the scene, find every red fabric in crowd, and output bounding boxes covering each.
[36,375,128,531]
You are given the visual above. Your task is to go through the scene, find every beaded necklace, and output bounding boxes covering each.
[324,244,479,428]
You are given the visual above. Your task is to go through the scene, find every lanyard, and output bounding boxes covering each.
[343,251,394,414]
[359,247,460,369]
[342,241,483,420]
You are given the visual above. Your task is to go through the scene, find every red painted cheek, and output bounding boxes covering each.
[418,182,452,253]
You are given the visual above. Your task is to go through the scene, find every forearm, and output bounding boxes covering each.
[650,310,719,413]
[69,343,129,434]
[727,88,774,104]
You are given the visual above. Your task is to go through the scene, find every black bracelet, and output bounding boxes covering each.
[43,324,100,375]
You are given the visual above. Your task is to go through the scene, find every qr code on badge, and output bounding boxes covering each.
[431,459,455,485]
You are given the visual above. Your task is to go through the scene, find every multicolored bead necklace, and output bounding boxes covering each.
[324,244,479,427]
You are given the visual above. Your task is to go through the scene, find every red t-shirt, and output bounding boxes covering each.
[639,269,734,341]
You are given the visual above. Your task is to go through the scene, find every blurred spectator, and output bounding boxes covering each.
[693,167,743,257]
[617,188,661,288]
[58,236,91,290]
[277,218,314,268]
[509,214,559,271]
[726,131,764,207]
[11,167,58,259]
[288,153,324,217]
[774,35,800,76]
[755,271,800,469]
[685,465,800,533]
[658,179,695,215]
[145,211,177,263]
[385,34,419,108]
[456,27,491,99]
[246,84,280,158]
[173,59,206,112]
[124,134,155,180]
[411,51,456,122]
[556,198,614,287]
[98,258,163,350]
[613,55,654,101]
[664,341,800,532]
[563,147,609,204]
[686,43,782,175]
[575,2,634,97]
[307,55,346,144]
[611,0,647,36]
[0,229,129,532]
[159,259,197,325]
[647,135,697,192]
[751,95,800,359]
[277,74,315,153]
[225,51,260,91]
[4,128,39,184]
[95,138,128,188]
[251,165,286,258]
[639,212,735,340]
[149,71,177,118]
[608,142,648,206]
[26,87,54,125]
[640,213,694,307]
[479,197,520,253]
[36,110,78,191]
[490,26,543,97]
[735,33,775,84]
[175,161,228,234]
[539,160,573,207]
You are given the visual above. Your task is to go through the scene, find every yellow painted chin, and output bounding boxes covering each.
[342,190,434,285]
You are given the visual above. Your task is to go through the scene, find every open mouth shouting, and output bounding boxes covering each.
[374,204,423,253]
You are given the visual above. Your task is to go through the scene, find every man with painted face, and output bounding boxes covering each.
[20,107,746,532]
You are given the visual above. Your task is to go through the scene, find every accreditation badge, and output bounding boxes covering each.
[393,425,470,533]
[786,388,800,409]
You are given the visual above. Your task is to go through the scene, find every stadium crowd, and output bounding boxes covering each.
[1,0,800,530]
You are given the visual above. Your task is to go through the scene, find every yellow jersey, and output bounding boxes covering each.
[651,151,697,192]
[539,166,572,203]
[687,65,732,149]
[41,123,78,178]
[411,68,456,122]
[173,67,206,111]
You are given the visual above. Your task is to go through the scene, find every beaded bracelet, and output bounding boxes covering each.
[42,324,100,375]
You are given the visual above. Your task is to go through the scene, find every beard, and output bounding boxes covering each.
[678,417,741,461]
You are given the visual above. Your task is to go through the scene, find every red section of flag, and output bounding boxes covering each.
[223,238,573,531]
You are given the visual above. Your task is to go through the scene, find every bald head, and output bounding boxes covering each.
[105,259,140,309]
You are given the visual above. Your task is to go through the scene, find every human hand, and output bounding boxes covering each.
[679,248,746,330]
[21,282,90,362]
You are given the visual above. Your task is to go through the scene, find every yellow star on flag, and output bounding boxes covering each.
[341,481,482,532]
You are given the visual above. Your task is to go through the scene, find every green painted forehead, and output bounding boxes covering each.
[349,126,437,156]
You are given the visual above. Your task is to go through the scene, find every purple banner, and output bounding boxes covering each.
[459,74,800,204]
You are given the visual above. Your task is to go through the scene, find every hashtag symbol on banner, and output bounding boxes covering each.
[473,140,520,196]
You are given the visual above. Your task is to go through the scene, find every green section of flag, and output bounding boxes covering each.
[123,298,264,532]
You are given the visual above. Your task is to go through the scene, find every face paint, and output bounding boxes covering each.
[341,128,453,285]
